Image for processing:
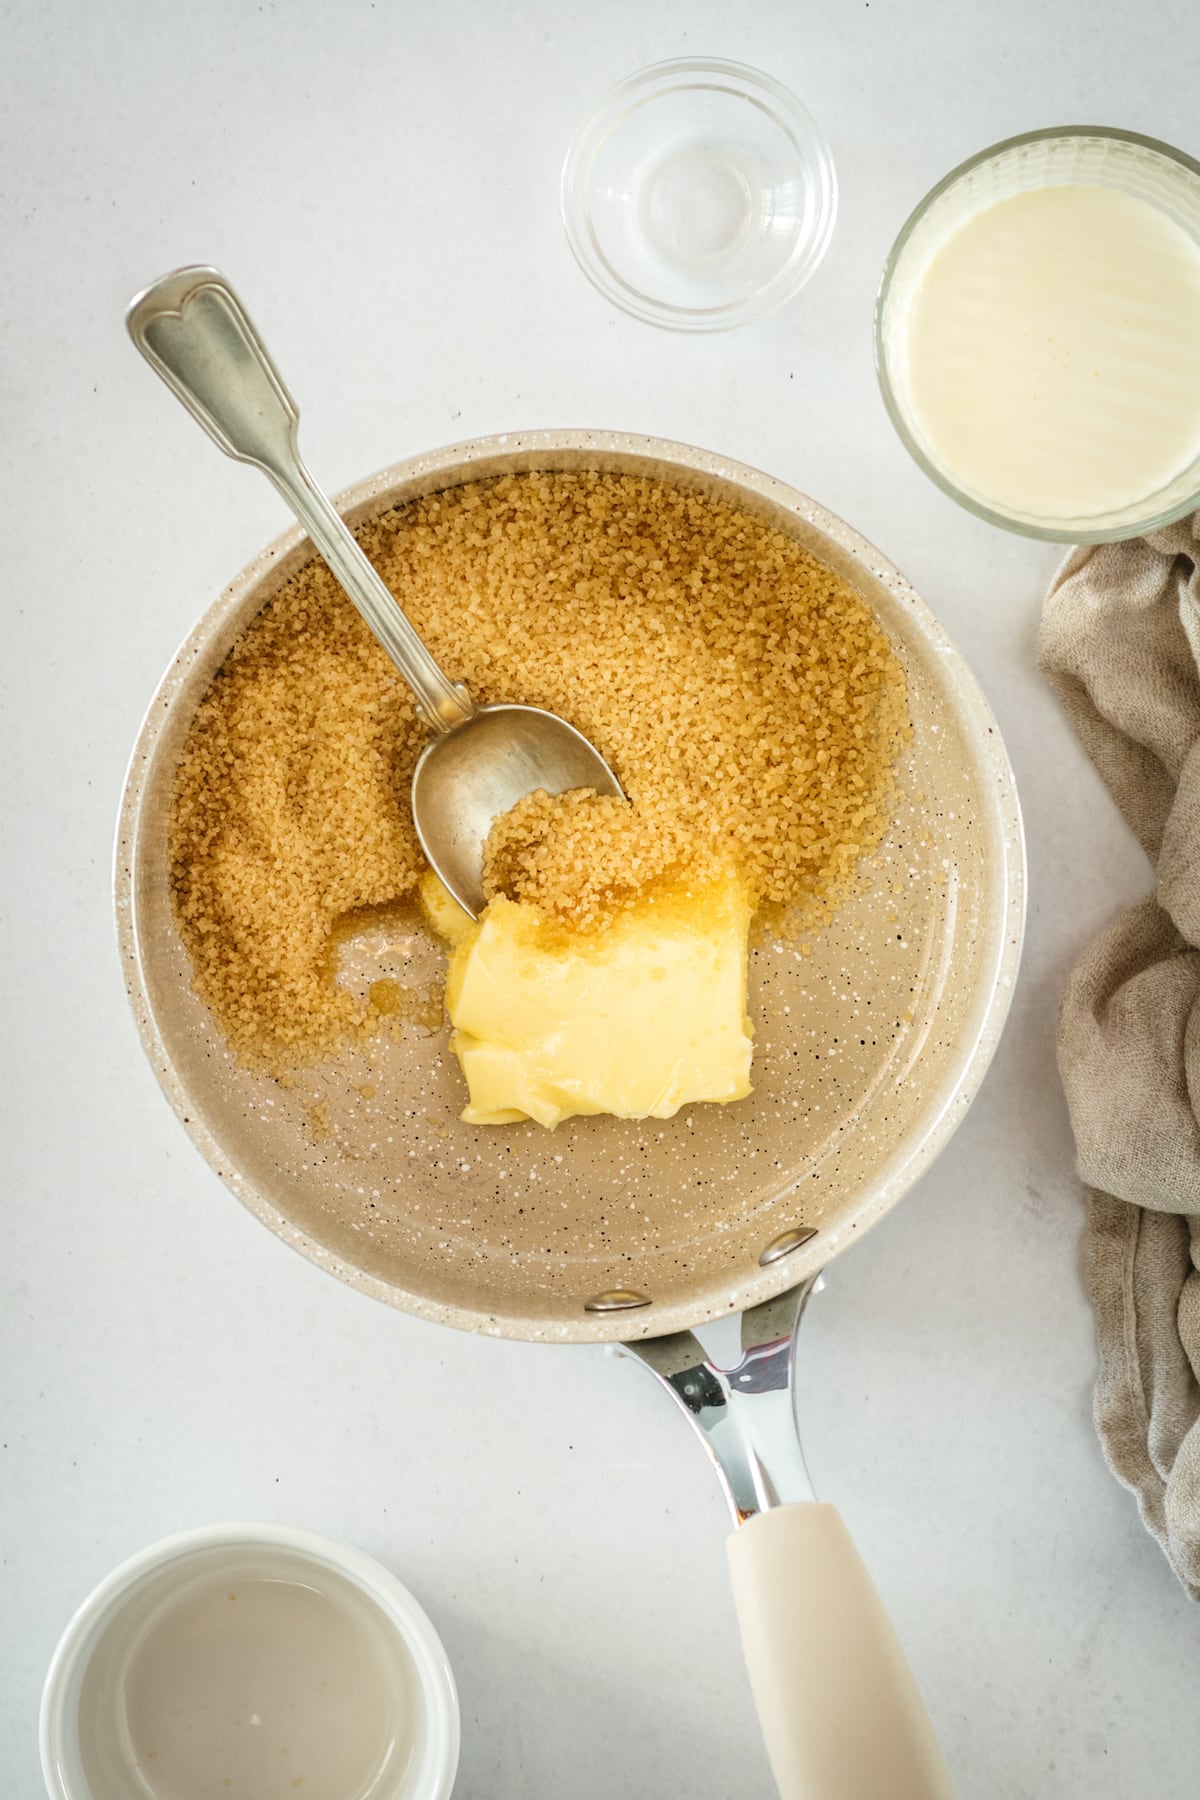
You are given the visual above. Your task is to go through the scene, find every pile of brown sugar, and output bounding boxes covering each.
[169,470,908,1071]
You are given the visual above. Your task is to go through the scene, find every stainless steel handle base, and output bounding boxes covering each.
[626,1278,819,1520]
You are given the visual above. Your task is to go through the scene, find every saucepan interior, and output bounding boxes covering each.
[116,431,1024,1342]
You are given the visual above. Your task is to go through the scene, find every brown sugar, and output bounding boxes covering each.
[168,471,908,1072]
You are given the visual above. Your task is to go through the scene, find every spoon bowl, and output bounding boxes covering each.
[126,266,623,914]
[413,703,623,916]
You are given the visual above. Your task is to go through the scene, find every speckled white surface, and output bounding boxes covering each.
[2,3,1198,1796]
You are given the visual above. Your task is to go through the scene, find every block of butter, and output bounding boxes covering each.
[422,871,753,1129]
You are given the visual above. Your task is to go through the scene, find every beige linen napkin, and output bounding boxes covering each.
[1039,514,1200,1598]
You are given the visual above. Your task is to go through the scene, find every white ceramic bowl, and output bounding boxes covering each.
[40,1523,460,1800]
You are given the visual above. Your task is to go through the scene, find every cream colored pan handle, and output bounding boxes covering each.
[728,1503,955,1800]
[625,1279,955,1799]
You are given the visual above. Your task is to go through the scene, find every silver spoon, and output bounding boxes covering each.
[126,266,623,918]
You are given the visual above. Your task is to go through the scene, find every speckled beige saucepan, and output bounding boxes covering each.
[116,430,1024,1800]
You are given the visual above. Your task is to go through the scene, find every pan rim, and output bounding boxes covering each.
[114,428,1027,1342]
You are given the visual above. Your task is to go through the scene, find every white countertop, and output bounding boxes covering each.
[4,1,1198,1794]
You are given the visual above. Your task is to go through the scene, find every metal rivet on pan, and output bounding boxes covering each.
[758,1225,818,1266]
[583,1288,652,1313]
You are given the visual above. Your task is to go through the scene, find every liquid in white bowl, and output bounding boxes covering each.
[74,1546,421,1800]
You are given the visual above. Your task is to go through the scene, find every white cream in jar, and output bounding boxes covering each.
[903,182,1200,520]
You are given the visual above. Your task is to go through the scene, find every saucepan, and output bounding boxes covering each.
[115,431,1024,1798]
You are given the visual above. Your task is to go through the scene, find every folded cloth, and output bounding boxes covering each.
[1039,514,1200,1600]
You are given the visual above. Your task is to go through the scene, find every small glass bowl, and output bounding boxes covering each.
[561,57,837,333]
[875,126,1200,542]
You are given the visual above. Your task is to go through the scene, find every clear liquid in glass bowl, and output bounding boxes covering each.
[562,58,837,332]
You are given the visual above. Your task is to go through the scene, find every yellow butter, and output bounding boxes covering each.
[418,867,476,949]
[439,874,754,1129]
